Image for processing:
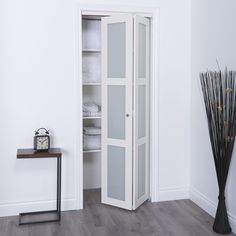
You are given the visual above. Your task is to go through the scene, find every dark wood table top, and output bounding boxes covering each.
[17,148,62,159]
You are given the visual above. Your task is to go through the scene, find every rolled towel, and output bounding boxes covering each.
[83,102,100,113]
[83,127,101,135]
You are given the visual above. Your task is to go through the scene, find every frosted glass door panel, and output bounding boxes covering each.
[138,85,146,138]
[108,85,125,139]
[138,23,146,78]
[107,23,126,78]
[138,144,146,198]
[108,145,125,201]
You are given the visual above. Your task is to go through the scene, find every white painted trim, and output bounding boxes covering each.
[82,11,152,18]
[190,187,236,234]
[75,4,160,210]
[0,199,77,217]
[149,8,160,203]
[74,6,83,210]
[158,187,189,202]
[78,4,154,17]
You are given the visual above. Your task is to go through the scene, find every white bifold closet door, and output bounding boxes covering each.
[101,14,150,210]
[133,15,150,209]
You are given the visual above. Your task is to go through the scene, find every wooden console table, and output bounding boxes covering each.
[17,148,62,225]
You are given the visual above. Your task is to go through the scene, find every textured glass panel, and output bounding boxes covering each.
[108,86,125,139]
[108,145,125,201]
[138,85,146,138]
[108,23,126,78]
[138,144,146,198]
[138,23,146,78]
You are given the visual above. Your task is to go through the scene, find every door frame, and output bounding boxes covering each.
[74,4,160,210]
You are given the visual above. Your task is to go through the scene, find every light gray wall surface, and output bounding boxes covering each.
[191,0,236,232]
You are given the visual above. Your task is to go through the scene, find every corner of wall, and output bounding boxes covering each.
[190,187,236,234]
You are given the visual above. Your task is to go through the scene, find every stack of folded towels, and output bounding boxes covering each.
[83,126,101,150]
[82,54,101,83]
[83,102,101,117]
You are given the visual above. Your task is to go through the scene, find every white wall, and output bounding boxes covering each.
[0,0,78,215]
[152,0,191,201]
[0,0,191,216]
[190,0,236,233]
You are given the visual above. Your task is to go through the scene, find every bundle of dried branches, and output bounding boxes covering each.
[200,69,236,234]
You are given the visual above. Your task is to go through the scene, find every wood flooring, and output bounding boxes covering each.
[0,189,234,236]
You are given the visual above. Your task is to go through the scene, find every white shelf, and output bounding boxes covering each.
[83,116,101,119]
[83,82,101,86]
[82,49,101,53]
[83,149,101,153]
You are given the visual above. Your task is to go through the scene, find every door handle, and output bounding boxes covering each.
[126,114,130,117]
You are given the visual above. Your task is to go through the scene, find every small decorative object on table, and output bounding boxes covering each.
[34,128,50,151]
[200,68,236,234]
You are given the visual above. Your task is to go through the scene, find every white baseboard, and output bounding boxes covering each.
[158,186,189,202]
[0,198,78,217]
[190,187,236,234]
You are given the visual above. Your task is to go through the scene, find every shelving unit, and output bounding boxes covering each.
[82,16,102,191]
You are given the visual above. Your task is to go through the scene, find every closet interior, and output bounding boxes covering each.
[82,15,102,202]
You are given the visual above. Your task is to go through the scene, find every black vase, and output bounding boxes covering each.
[213,193,231,234]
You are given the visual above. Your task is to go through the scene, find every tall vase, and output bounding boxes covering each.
[200,69,236,235]
[213,192,231,234]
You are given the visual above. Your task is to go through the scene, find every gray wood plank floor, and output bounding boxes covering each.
[0,189,234,236]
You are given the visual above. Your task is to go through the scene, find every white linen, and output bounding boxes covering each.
[83,102,100,113]
[83,111,101,117]
[83,134,101,150]
[83,127,101,135]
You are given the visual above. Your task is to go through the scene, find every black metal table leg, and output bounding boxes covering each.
[57,156,62,221]
[19,155,62,225]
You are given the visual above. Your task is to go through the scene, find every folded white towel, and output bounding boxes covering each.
[83,134,101,150]
[83,102,100,113]
[83,127,101,135]
[82,53,101,83]
[83,111,101,117]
